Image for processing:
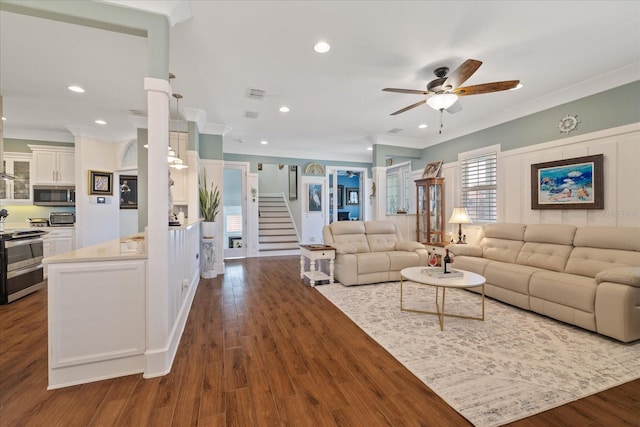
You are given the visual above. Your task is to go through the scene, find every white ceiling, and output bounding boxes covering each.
[1,1,639,163]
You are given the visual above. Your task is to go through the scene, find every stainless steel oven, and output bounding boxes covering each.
[1,230,47,304]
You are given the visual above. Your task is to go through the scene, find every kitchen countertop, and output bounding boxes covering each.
[44,233,147,264]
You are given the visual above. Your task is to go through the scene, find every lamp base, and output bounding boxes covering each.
[456,223,465,244]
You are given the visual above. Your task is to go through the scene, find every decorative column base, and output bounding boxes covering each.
[201,237,217,278]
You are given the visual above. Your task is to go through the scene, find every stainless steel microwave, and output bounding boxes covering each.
[33,186,76,206]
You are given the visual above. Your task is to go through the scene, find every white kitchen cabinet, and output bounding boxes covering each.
[43,228,75,277]
[29,145,75,185]
[0,153,32,203]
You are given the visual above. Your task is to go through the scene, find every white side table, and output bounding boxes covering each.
[299,244,335,287]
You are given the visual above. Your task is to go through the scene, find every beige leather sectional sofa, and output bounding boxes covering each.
[447,223,640,342]
[322,220,428,286]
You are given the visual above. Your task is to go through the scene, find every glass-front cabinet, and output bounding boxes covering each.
[0,154,32,203]
[415,177,445,245]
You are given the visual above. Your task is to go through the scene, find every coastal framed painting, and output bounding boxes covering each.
[308,183,322,212]
[531,154,604,209]
[89,170,113,195]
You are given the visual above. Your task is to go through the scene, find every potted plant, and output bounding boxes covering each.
[199,170,220,238]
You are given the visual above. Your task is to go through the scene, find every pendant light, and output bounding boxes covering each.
[169,93,188,169]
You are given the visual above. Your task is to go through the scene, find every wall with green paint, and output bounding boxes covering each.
[420,81,640,165]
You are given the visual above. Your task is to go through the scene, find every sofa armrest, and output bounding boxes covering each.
[331,243,358,254]
[395,240,425,252]
[595,267,640,287]
[446,244,483,257]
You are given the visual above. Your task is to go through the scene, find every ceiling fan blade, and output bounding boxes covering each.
[390,99,427,115]
[446,100,462,114]
[453,80,520,96]
[382,88,430,95]
[443,59,482,90]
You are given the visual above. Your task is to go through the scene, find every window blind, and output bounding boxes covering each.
[461,152,497,222]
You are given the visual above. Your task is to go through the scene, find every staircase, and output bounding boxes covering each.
[258,194,300,253]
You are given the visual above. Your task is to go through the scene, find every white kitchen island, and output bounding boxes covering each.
[44,234,148,389]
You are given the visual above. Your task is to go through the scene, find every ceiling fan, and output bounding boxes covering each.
[382,59,519,132]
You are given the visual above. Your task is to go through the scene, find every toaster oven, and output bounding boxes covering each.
[49,212,75,227]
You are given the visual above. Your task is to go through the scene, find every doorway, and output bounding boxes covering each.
[223,162,248,259]
[326,166,367,224]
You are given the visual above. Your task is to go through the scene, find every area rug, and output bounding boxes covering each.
[316,281,640,426]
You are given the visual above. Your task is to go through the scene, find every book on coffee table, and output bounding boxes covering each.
[421,268,464,278]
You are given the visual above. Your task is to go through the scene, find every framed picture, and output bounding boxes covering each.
[228,237,243,248]
[119,175,138,209]
[288,165,298,201]
[89,170,113,195]
[308,183,322,212]
[422,160,443,178]
[346,187,359,205]
[531,154,604,209]
[337,185,344,209]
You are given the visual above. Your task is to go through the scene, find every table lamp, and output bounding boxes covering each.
[448,207,472,244]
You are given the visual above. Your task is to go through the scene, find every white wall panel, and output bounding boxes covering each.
[444,123,639,229]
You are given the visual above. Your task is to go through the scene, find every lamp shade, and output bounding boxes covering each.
[426,93,458,111]
[448,207,472,224]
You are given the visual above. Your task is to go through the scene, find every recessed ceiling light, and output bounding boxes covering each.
[418,124,428,129]
[314,41,331,53]
[510,83,524,90]
[94,119,107,125]
[68,85,85,93]
[260,140,268,145]
[1,117,6,121]
[367,147,373,151]
[279,106,290,113]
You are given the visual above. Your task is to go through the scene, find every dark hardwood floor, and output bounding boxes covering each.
[1,256,638,426]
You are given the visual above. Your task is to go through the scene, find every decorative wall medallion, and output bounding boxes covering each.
[304,162,325,175]
[557,114,580,134]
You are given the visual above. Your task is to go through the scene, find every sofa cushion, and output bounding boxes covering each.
[365,221,400,252]
[484,262,542,295]
[524,224,577,245]
[387,251,422,271]
[446,244,483,257]
[356,252,390,274]
[530,270,597,313]
[483,223,526,240]
[516,242,573,272]
[565,247,640,278]
[480,238,524,263]
[573,226,640,251]
[324,221,370,253]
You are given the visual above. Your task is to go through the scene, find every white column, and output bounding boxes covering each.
[143,77,171,377]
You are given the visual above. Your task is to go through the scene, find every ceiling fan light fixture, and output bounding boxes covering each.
[427,94,458,111]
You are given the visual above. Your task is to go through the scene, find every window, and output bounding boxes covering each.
[460,146,498,222]
[386,161,411,214]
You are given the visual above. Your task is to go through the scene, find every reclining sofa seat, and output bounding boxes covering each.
[322,220,428,286]
[449,223,640,342]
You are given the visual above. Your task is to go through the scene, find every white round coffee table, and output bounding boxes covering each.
[400,266,486,330]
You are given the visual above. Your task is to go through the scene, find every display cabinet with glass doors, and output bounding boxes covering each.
[415,177,445,246]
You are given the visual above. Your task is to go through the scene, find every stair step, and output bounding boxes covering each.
[259,229,296,236]
[260,217,293,224]
[260,207,288,212]
[260,235,299,243]
[259,242,300,251]
[260,212,290,218]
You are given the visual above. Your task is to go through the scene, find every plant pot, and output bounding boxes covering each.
[201,221,217,239]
